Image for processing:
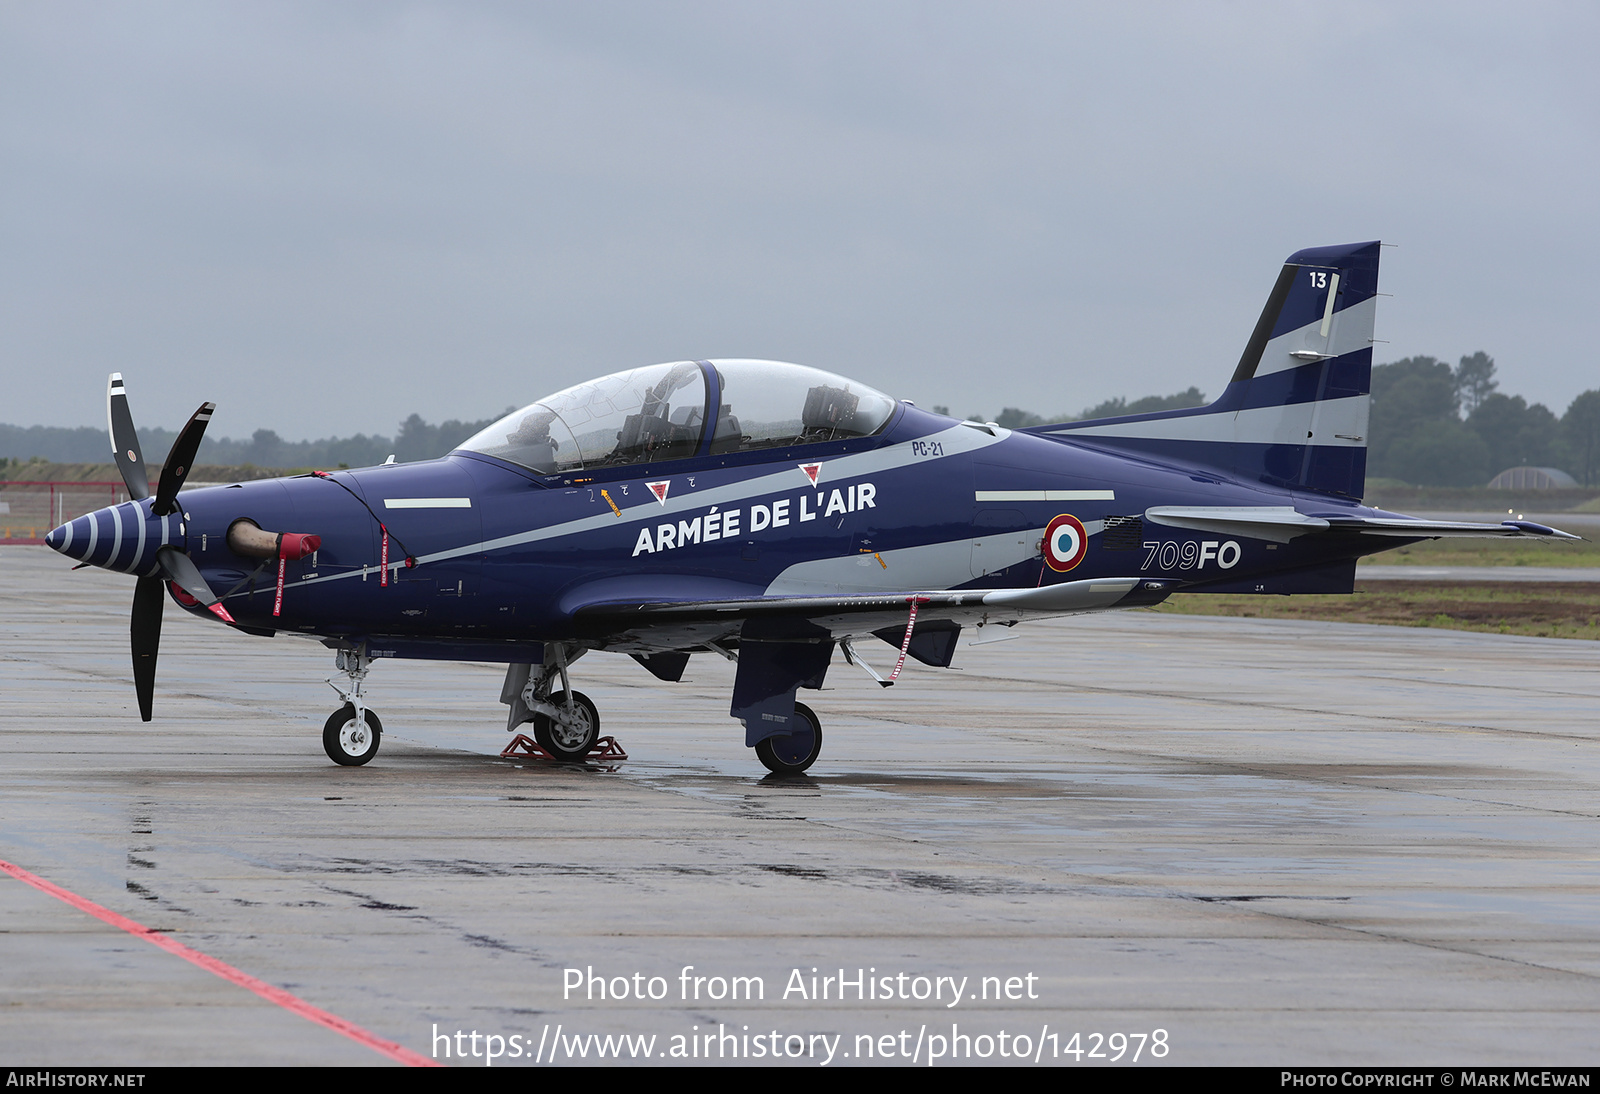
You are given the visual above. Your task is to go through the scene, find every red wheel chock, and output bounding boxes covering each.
[499,734,628,764]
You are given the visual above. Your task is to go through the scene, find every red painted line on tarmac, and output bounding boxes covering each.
[0,858,440,1067]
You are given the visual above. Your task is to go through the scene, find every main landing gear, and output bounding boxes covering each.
[503,646,601,762]
[325,645,381,766]
[532,690,600,761]
[754,701,823,777]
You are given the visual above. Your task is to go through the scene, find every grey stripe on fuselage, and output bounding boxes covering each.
[279,422,1012,595]
[765,520,1103,596]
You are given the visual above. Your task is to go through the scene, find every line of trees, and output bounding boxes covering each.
[1369,354,1600,487]
[934,388,1209,430]
[0,411,509,471]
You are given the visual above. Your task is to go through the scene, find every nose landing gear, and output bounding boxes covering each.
[324,703,382,765]
[324,645,381,766]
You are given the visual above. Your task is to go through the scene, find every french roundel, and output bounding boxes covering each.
[1043,513,1088,572]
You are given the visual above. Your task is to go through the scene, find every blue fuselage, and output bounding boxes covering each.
[50,403,1403,654]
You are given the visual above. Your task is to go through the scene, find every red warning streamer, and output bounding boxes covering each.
[888,596,930,682]
[381,526,389,587]
[273,556,286,617]
[0,857,439,1067]
[269,533,320,618]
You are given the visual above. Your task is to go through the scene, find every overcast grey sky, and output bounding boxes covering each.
[3,1,1596,440]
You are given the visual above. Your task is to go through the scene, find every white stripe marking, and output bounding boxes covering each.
[109,504,124,568]
[384,498,472,509]
[127,503,146,574]
[975,490,1114,502]
[275,423,1009,597]
[1319,272,1340,339]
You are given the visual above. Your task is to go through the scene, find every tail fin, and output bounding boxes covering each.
[1035,241,1380,499]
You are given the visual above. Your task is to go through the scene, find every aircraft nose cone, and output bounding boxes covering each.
[46,516,94,561]
[44,504,173,571]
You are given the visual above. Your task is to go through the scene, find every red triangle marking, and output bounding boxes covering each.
[798,462,821,485]
[646,480,671,505]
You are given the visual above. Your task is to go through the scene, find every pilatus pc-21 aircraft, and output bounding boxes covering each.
[47,241,1578,775]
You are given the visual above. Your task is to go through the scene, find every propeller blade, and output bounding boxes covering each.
[156,545,235,623]
[106,373,150,501]
[156,547,235,623]
[152,402,215,516]
[131,575,164,722]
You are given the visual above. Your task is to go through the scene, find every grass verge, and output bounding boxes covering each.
[1155,580,1600,641]
[1357,536,1600,568]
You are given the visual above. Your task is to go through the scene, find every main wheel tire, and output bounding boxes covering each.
[323,703,382,766]
[533,690,600,761]
[754,701,822,776]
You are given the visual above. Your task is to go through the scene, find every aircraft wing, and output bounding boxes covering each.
[1145,506,1582,544]
[570,575,1169,647]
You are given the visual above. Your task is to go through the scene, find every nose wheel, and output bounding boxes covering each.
[324,704,382,766]
[324,644,382,766]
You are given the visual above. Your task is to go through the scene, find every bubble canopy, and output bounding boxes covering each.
[456,360,898,475]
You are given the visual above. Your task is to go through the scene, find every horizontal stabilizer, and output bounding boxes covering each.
[1146,505,1581,543]
[1325,516,1581,540]
[1147,506,1328,543]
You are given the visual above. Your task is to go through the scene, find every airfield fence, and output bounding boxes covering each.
[0,482,131,545]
